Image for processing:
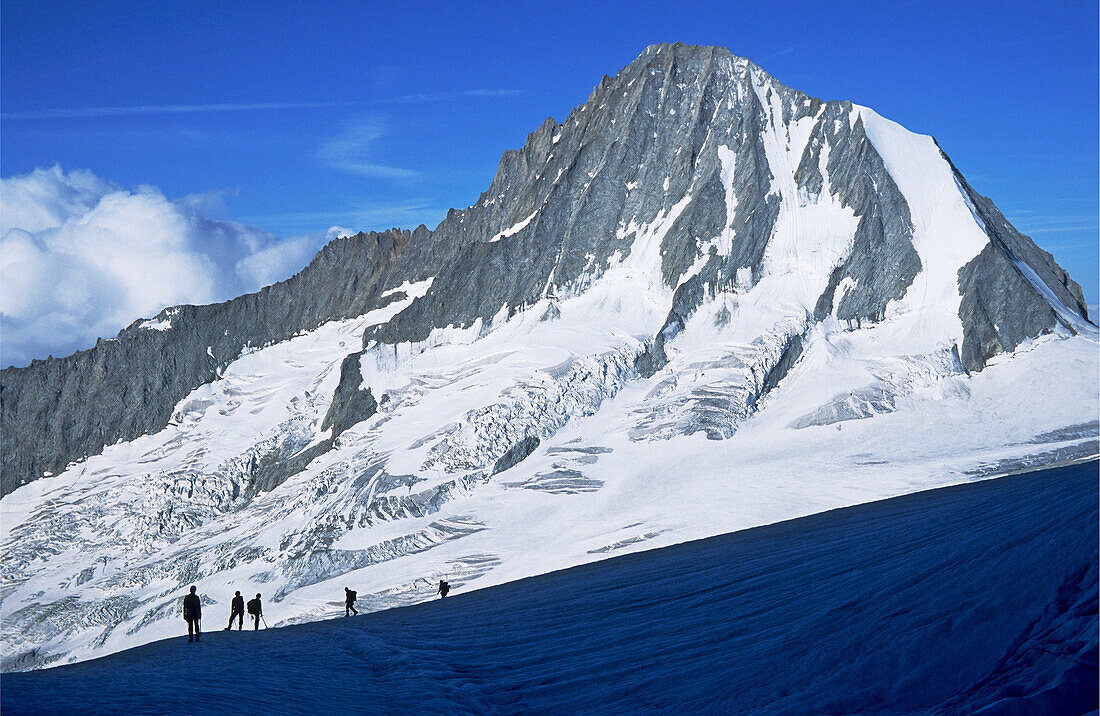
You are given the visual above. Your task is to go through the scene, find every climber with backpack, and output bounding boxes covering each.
[344,587,358,617]
[246,593,263,630]
[438,580,450,598]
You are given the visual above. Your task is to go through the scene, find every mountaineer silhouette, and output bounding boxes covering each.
[438,580,450,598]
[225,591,244,630]
[182,586,201,642]
[344,587,358,617]
[247,593,263,630]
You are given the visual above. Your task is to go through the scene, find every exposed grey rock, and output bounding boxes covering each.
[957,243,1063,372]
[321,353,378,439]
[761,332,805,396]
[492,436,541,475]
[804,106,921,324]
[634,334,671,379]
[539,302,562,322]
[950,155,1093,372]
[244,435,327,500]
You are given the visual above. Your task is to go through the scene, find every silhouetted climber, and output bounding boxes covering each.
[247,593,263,630]
[225,590,244,630]
[344,587,358,617]
[438,580,450,598]
[182,586,202,642]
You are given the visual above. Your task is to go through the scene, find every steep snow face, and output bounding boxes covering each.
[2,43,1097,670]
[857,107,994,347]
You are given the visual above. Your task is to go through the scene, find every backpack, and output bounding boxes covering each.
[247,599,260,615]
[347,590,357,603]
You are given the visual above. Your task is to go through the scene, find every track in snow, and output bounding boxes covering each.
[4,461,1097,715]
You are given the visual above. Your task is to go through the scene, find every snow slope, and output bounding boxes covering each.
[4,461,1096,715]
[2,265,1095,669]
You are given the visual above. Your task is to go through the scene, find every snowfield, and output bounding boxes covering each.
[4,461,1096,714]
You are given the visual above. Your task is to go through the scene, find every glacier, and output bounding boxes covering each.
[1,42,1097,671]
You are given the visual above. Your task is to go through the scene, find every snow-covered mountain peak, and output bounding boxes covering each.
[1,44,1095,670]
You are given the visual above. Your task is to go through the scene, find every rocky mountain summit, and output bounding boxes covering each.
[2,43,1090,497]
[1,43,1096,670]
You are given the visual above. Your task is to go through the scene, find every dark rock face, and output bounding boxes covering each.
[493,436,542,475]
[761,333,806,397]
[367,44,791,350]
[1,42,1090,495]
[957,243,1061,373]
[951,161,1092,372]
[804,107,922,324]
[321,353,378,439]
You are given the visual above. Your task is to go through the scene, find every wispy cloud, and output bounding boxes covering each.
[388,88,525,104]
[758,46,798,65]
[1,101,367,120]
[1010,213,1098,235]
[462,89,525,97]
[3,90,524,120]
[315,116,417,180]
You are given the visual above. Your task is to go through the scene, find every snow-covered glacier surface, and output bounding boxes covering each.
[4,461,1097,714]
[2,71,1098,670]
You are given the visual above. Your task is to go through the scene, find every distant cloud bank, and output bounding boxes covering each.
[0,166,345,368]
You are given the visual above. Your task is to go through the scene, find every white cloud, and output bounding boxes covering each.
[234,227,348,287]
[0,166,334,368]
[0,166,118,235]
[316,116,418,179]
[175,186,238,220]
[234,236,312,288]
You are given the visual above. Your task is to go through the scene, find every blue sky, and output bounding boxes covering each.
[1,0,1097,366]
